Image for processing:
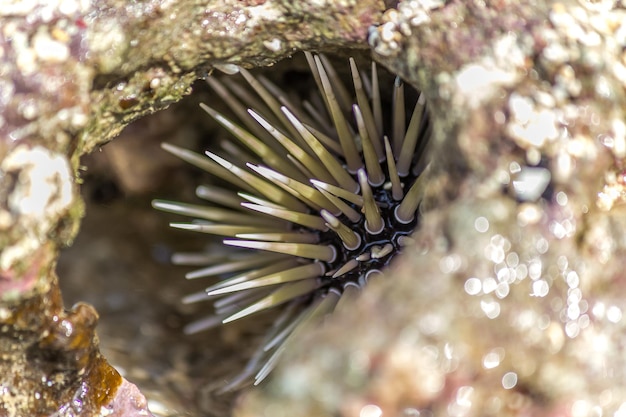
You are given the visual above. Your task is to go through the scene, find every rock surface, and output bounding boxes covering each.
[3,0,626,416]
[0,0,382,415]
[238,1,626,416]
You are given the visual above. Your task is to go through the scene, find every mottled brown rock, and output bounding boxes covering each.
[6,0,626,415]
[0,0,383,415]
[0,242,126,416]
[238,1,626,416]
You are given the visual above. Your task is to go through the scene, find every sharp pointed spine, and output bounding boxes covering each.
[357,169,384,234]
[227,80,286,136]
[332,259,359,278]
[205,151,307,212]
[261,303,307,352]
[237,192,287,210]
[320,210,361,250]
[350,58,383,159]
[223,279,320,324]
[371,62,383,139]
[281,106,359,193]
[356,252,371,262]
[241,202,329,231]
[254,289,339,383]
[258,75,314,127]
[247,164,322,211]
[171,252,225,266]
[314,187,361,223]
[169,223,273,237]
[207,262,325,296]
[223,240,337,263]
[152,199,280,226]
[215,287,274,315]
[314,56,362,172]
[250,164,341,215]
[248,109,334,184]
[196,185,245,210]
[319,55,353,113]
[200,103,289,173]
[395,168,427,224]
[301,123,344,156]
[205,77,276,146]
[238,67,302,140]
[204,259,301,295]
[310,179,363,206]
[383,136,404,201]
[160,143,252,192]
[184,314,227,334]
[235,232,319,244]
[397,93,426,177]
[185,253,281,280]
[354,104,385,187]
[392,77,406,154]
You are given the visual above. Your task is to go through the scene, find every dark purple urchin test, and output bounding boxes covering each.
[152,53,431,390]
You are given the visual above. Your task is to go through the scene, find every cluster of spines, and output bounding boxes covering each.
[152,53,430,389]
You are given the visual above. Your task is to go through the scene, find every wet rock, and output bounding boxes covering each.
[238,1,626,416]
[0,0,382,415]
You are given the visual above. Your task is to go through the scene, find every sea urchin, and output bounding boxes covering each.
[152,53,430,390]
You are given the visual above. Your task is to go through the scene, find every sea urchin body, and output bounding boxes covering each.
[153,53,430,390]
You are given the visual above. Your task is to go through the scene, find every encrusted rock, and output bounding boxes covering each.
[0,0,383,415]
[4,0,626,415]
[238,1,626,416]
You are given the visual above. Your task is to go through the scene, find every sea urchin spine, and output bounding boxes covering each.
[153,53,430,390]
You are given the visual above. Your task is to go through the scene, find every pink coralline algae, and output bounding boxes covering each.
[236,1,626,416]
